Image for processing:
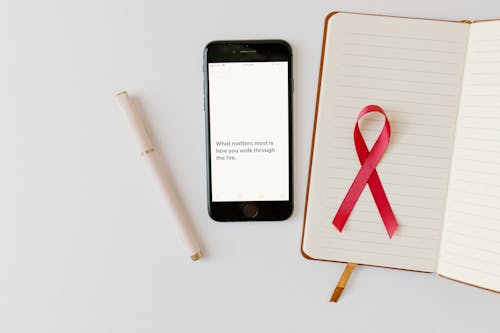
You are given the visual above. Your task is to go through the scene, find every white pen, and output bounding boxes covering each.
[115,91,202,261]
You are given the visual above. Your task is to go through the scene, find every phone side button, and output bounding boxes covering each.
[243,204,259,218]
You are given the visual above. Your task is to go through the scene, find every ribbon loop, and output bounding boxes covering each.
[332,105,398,238]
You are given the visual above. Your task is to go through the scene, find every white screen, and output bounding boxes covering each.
[208,61,289,202]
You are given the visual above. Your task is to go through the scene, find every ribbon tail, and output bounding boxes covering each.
[332,162,373,232]
[366,170,398,238]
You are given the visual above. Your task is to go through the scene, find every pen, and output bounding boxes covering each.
[115,91,202,261]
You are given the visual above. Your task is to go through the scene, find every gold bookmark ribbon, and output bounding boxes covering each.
[330,263,357,302]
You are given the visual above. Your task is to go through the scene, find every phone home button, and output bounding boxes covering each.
[243,204,259,218]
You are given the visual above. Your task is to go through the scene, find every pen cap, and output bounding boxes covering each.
[115,91,154,153]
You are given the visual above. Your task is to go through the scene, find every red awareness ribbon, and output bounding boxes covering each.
[332,105,398,238]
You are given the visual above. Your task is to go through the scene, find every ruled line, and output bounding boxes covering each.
[455,137,500,143]
[320,235,437,250]
[473,38,500,42]
[464,82,500,86]
[455,157,500,165]
[447,209,500,223]
[463,93,500,98]
[471,48,500,53]
[452,189,500,199]
[330,105,457,119]
[337,83,456,97]
[326,175,448,192]
[444,219,500,234]
[323,198,442,217]
[328,147,450,160]
[444,249,500,266]
[338,73,456,86]
[441,260,500,277]
[341,53,460,65]
[340,63,458,76]
[320,214,441,228]
[454,178,500,188]
[453,167,500,176]
[459,125,500,131]
[470,71,500,75]
[460,115,500,122]
[330,116,453,129]
[329,134,451,144]
[325,164,449,173]
[325,162,449,171]
[462,104,500,109]
[325,197,442,211]
[326,181,446,190]
[445,240,500,256]
[469,60,500,64]
[445,229,500,244]
[346,31,462,44]
[450,199,500,211]
[331,125,451,139]
[343,42,461,54]
[336,94,456,107]
[325,165,445,181]
[319,245,431,260]
[455,146,500,154]
[321,209,443,222]
[340,111,455,120]
[330,227,440,241]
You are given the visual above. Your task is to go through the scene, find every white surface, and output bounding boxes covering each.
[0,1,498,332]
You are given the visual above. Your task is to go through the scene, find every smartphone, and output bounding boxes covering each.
[203,40,293,221]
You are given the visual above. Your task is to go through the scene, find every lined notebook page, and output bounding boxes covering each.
[303,13,469,272]
[438,21,500,291]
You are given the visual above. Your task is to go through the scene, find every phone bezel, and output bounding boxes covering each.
[203,40,293,221]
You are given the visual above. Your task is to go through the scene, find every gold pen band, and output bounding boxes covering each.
[141,148,155,156]
[191,250,202,261]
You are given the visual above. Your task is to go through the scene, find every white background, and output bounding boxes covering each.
[209,62,289,201]
[0,1,499,332]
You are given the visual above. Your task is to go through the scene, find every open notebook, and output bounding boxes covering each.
[302,12,500,293]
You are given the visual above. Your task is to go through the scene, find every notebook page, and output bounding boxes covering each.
[303,13,469,272]
[438,21,500,291]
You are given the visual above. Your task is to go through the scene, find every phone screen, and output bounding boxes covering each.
[208,61,289,202]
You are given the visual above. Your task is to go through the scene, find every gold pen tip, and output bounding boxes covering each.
[191,251,202,261]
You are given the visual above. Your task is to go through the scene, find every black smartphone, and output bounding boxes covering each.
[203,40,293,221]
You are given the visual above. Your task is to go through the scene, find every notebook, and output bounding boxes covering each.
[302,12,500,293]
